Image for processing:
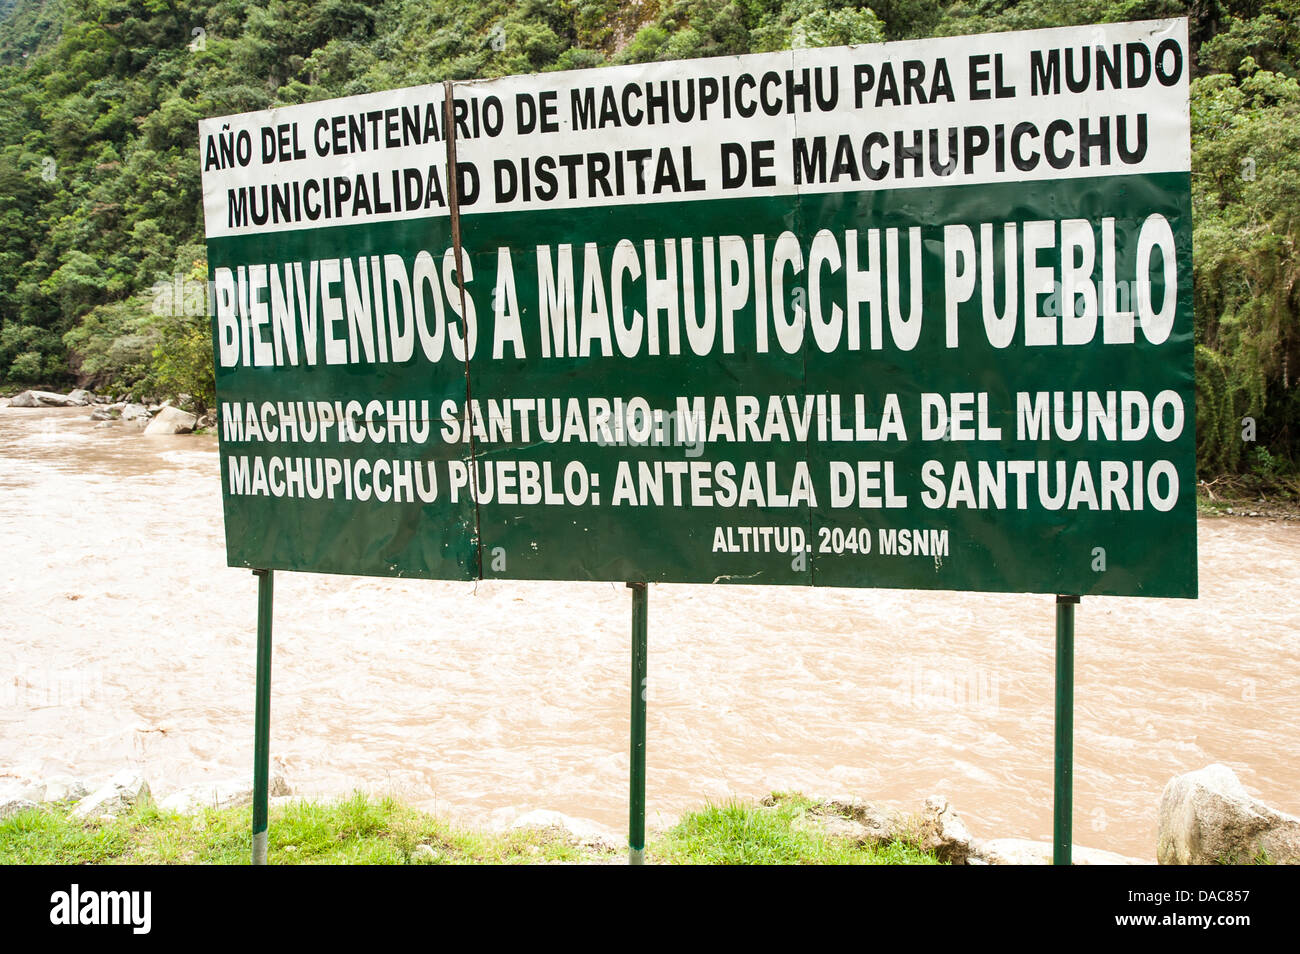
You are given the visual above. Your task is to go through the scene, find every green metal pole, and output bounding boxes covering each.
[252,568,274,866]
[627,582,648,865]
[1053,594,1078,866]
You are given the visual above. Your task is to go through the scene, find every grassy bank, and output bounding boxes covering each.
[0,792,939,866]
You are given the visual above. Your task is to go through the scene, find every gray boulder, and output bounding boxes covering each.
[41,390,80,406]
[39,776,89,803]
[71,770,151,820]
[143,406,197,436]
[119,403,151,423]
[1158,764,1300,865]
[797,793,974,863]
[973,838,1148,865]
[3,776,92,805]
[66,388,93,405]
[807,795,905,846]
[912,794,977,864]
[10,389,81,408]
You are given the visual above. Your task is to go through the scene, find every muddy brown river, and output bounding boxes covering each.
[2,405,1297,859]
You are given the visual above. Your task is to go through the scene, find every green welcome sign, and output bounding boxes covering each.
[200,18,1196,598]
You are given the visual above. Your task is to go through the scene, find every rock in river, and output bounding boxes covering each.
[143,406,197,435]
[9,389,82,408]
[1158,763,1300,864]
[70,770,151,821]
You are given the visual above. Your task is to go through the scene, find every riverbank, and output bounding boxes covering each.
[1196,475,1300,520]
[6,763,1292,864]
[1,791,940,865]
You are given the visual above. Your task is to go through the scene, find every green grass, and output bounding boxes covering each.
[655,794,941,865]
[0,793,592,865]
[1195,493,1233,515]
[0,792,941,865]
[1215,845,1275,865]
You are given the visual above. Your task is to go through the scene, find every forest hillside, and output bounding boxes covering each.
[0,1,1296,481]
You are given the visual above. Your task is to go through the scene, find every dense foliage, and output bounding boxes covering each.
[0,0,1296,476]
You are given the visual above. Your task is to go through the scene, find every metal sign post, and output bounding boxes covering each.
[628,582,648,865]
[252,568,274,866]
[1053,594,1079,866]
